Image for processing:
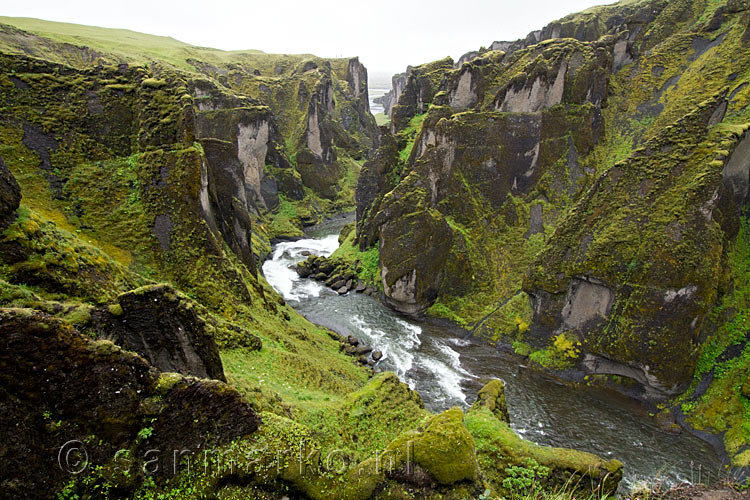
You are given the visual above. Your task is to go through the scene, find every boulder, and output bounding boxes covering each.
[471,379,510,424]
[372,350,383,361]
[385,407,479,485]
[97,284,227,381]
[355,345,373,355]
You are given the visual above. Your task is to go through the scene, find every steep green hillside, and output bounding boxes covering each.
[355,0,750,465]
[0,16,378,250]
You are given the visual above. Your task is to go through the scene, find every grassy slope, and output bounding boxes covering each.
[0,17,378,491]
[0,16,330,72]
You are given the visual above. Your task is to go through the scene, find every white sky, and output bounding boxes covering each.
[2,0,611,79]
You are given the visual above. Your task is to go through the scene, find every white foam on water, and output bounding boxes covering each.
[435,341,475,378]
[382,345,414,379]
[351,316,386,343]
[448,337,472,348]
[262,258,299,300]
[263,234,341,301]
[417,355,467,405]
[396,318,422,347]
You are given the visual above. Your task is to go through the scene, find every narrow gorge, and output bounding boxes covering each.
[1,1,750,499]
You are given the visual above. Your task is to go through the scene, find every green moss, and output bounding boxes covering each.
[328,229,382,288]
[373,113,390,126]
[528,333,582,371]
[674,214,750,462]
[472,379,510,423]
[0,206,145,303]
[396,112,426,164]
[63,304,92,326]
[476,292,534,343]
[298,372,429,466]
[427,300,469,328]
[107,303,123,316]
[465,407,622,497]
[385,407,478,485]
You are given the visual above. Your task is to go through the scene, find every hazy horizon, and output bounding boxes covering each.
[1,0,612,77]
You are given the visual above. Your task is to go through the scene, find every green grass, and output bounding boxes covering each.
[328,228,382,287]
[396,112,426,163]
[0,16,358,76]
[373,112,390,126]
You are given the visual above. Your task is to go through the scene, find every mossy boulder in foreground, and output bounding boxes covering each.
[0,308,260,499]
[92,283,260,381]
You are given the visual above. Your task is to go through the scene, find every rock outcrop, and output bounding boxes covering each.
[466,380,623,498]
[374,70,409,117]
[0,157,20,228]
[358,38,608,316]
[94,284,229,381]
[0,309,260,498]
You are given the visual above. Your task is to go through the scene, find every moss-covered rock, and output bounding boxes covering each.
[386,407,479,485]
[90,283,259,381]
[0,308,260,498]
[471,379,510,423]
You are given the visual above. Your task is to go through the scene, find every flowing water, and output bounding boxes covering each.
[262,215,724,491]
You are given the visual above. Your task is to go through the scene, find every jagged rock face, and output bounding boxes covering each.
[0,157,21,227]
[0,309,260,498]
[193,82,281,212]
[380,210,453,315]
[195,102,281,270]
[457,0,672,67]
[95,284,227,381]
[375,70,409,117]
[524,99,742,396]
[296,81,342,199]
[358,0,750,400]
[390,57,454,131]
[356,132,400,248]
[722,130,750,209]
[361,41,606,315]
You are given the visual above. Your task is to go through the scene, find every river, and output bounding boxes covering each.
[261,215,723,492]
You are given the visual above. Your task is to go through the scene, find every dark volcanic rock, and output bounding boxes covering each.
[0,157,21,228]
[97,284,226,381]
[0,309,260,498]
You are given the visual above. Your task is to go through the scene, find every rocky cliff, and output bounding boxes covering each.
[354,0,750,465]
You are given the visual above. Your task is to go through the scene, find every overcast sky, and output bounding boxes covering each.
[2,0,610,79]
